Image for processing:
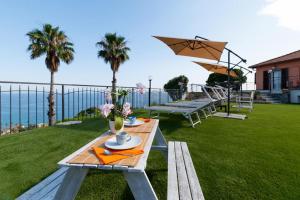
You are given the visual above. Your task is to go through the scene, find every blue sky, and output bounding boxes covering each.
[1,0,300,88]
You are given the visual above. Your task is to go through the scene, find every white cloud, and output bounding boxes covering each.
[260,0,300,31]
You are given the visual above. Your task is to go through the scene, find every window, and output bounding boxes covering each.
[281,68,288,89]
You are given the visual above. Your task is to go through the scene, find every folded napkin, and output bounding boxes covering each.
[92,147,144,165]
[137,117,151,123]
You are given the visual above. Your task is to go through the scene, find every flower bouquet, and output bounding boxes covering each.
[101,83,145,134]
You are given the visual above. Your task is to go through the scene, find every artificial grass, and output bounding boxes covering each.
[0,104,300,200]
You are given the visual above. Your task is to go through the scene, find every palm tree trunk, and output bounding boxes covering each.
[112,70,116,104]
[48,71,55,126]
[111,70,116,120]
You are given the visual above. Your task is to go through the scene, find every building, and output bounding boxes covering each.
[249,50,300,103]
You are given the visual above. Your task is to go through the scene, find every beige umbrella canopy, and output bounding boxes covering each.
[193,61,238,77]
[154,36,228,61]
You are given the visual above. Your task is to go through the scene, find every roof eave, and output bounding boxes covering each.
[249,58,300,69]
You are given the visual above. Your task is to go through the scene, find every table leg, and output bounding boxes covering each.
[123,170,158,200]
[152,127,168,160]
[54,167,89,200]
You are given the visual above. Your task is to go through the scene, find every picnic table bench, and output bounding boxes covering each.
[17,120,205,200]
[168,141,205,200]
[17,167,68,200]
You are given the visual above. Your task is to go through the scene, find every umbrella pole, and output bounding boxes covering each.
[240,83,242,97]
[227,50,231,116]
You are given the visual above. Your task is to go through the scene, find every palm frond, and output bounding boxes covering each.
[26,23,74,71]
[96,32,130,72]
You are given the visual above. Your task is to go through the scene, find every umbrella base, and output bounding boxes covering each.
[212,112,246,120]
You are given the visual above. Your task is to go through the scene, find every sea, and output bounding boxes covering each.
[0,90,171,130]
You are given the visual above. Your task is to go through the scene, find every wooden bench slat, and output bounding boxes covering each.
[41,184,60,200]
[167,142,179,200]
[17,167,68,200]
[30,170,67,200]
[175,142,192,200]
[181,142,205,200]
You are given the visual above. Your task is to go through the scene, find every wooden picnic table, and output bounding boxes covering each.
[55,119,167,200]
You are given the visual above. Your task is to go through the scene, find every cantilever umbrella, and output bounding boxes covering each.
[193,61,238,77]
[153,36,227,61]
[154,35,248,119]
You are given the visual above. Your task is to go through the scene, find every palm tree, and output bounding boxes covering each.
[27,24,74,126]
[96,33,130,119]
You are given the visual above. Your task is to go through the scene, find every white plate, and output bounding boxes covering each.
[104,136,142,150]
[124,119,144,127]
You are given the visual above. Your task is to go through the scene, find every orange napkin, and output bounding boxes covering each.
[92,147,144,165]
[137,117,151,123]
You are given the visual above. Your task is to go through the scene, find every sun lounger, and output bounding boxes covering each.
[144,86,221,127]
[144,105,203,128]
[164,101,209,108]
[144,85,230,127]
[233,91,254,112]
[192,85,221,103]
[215,85,237,100]
[164,101,213,118]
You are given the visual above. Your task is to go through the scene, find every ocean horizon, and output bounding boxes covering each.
[0,90,171,130]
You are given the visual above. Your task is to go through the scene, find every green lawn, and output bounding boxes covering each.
[1,104,300,200]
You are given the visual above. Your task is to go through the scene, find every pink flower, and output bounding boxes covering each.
[136,83,146,94]
[101,104,114,118]
[122,102,132,117]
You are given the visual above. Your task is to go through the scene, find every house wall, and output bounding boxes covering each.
[255,60,300,90]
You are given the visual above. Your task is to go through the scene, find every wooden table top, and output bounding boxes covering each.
[58,119,159,171]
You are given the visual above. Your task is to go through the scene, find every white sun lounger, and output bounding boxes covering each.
[215,85,237,100]
[197,85,225,107]
[144,85,221,127]
[164,101,209,108]
[144,105,203,128]
[164,101,214,118]
[233,90,255,112]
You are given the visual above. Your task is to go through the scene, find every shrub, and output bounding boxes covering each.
[76,107,100,118]
[164,75,189,101]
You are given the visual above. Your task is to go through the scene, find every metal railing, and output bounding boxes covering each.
[242,82,256,91]
[256,75,300,91]
[190,82,256,92]
[0,81,176,135]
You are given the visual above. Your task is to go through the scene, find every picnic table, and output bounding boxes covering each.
[55,119,167,200]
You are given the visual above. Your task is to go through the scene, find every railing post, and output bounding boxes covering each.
[81,88,84,120]
[0,86,1,134]
[62,84,65,122]
[73,88,75,119]
[96,89,98,117]
[35,86,37,128]
[159,89,162,105]
[44,88,46,125]
[77,88,80,119]
[93,88,96,118]
[131,88,134,108]
[67,89,70,119]
[55,88,58,122]
[148,82,152,107]
[28,86,30,128]
[89,88,92,118]
[86,88,88,113]
[10,86,12,133]
[19,85,21,131]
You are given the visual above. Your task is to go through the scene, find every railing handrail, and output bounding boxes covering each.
[0,80,182,134]
[0,80,164,90]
